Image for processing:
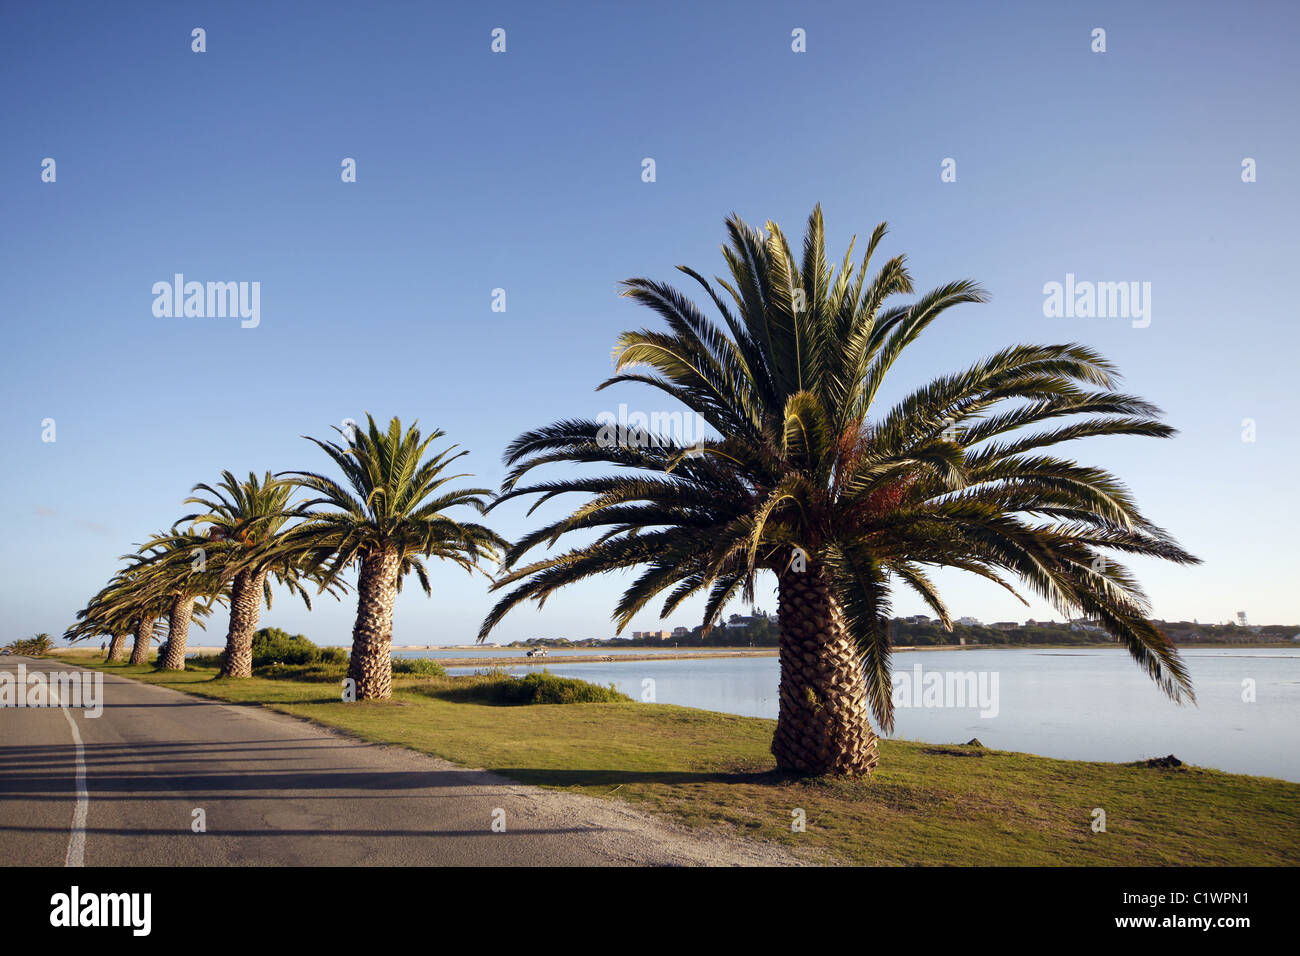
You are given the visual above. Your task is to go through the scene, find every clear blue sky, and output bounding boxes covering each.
[2,0,1297,646]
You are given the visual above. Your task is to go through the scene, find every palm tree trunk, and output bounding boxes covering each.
[772,565,880,777]
[220,568,267,678]
[347,547,400,700]
[106,632,127,662]
[158,595,195,670]
[129,616,153,666]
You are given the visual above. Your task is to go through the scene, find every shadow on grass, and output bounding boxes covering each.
[417,685,530,706]
[490,766,795,789]
[103,670,346,706]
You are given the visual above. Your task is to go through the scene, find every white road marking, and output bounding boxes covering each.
[50,672,89,867]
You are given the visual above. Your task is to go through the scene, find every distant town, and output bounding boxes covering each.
[500,610,1300,650]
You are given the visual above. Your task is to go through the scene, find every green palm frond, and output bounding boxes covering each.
[478,207,1199,728]
[282,413,508,590]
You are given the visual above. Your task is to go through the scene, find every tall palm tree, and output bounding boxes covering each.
[125,530,224,671]
[282,415,507,700]
[129,615,159,665]
[128,601,169,665]
[478,206,1199,777]
[181,471,341,678]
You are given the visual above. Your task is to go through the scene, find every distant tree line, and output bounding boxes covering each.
[4,633,54,656]
[509,617,1297,648]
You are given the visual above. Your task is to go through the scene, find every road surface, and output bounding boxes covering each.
[0,656,801,866]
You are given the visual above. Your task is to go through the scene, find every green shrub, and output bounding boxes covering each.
[5,634,53,656]
[515,671,628,704]
[250,628,346,667]
[423,668,629,705]
[392,657,448,676]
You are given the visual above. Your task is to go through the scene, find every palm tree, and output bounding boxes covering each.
[123,531,224,671]
[181,471,341,678]
[87,566,169,666]
[129,615,158,664]
[282,415,507,699]
[129,603,168,665]
[68,581,136,660]
[478,206,1199,777]
[22,634,53,655]
[68,610,129,661]
[4,634,53,655]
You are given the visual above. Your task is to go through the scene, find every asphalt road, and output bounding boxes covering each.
[0,656,799,867]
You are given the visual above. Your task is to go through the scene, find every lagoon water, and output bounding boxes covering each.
[408,647,1300,782]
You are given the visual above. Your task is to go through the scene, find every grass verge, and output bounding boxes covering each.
[70,651,1300,866]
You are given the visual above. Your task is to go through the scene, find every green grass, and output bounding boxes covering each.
[75,653,1300,866]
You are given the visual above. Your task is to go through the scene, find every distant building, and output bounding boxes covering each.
[672,626,690,637]
[957,616,981,626]
[725,610,771,629]
[991,622,1019,631]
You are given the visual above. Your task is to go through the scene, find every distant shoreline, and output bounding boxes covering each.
[147,641,1297,664]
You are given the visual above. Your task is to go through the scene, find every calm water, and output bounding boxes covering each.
[394,647,725,658]
[428,647,1300,781]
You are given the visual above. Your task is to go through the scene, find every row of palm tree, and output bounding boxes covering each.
[4,633,54,655]
[68,419,504,697]
[64,207,1198,777]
